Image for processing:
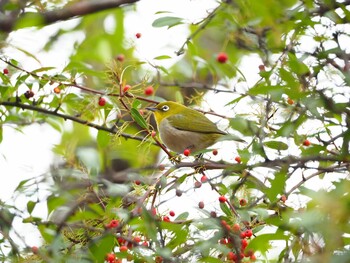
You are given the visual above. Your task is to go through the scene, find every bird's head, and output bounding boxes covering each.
[146,101,186,124]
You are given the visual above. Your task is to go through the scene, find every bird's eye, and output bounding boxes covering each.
[161,105,169,112]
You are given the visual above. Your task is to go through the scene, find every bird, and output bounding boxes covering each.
[146,101,227,154]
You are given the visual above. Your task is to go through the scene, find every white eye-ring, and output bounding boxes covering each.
[161,105,170,111]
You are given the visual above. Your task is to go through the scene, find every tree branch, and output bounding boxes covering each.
[0,0,139,32]
[0,100,148,143]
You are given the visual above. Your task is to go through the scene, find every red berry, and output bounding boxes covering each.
[240,231,246,239]
[200,175,208,183]
[151,130,156,137]
[198,201,205,209]
[163,216,171,222]
[106,219,119,229]
[194,181,202,188]
[212,149,218,155]
[245,249,254,257]
[217,52,228,63]
[3,68,9,74]
[134,180,141,185]
[219,238,227,244]
[158,164,165,171]
[287,97,294,105]
[98,97,106,106]
[241,238,248,249]
[303,139,311,146]
[218,195,227,203]
[280,194,287,203]
[116,54,125,62]
[144,86,154,96]
[155,256,163,263]
[117,237,125,245]
[53,87,61,94]
[245,229,253,238]
[227,251,236,260]
[183,148,191,156]
[235,156,242,163]
[135,32,142,38]
[250,254,257,261]
[133,236,141,243]
[169,210,175,217]
[258,64,265,72]
[221,220,228,227]
[123,84,131,93]
[151,207,157,216]
[119,245,128,252]
[239,198,247,206]
[232,223,240,232]
[106,253,116,263]
[210,211,216,217]
[31,246,39,254]
[142,241,149,247]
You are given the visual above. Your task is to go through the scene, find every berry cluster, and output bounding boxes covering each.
[104,217,152,262]
[220,220,256,262]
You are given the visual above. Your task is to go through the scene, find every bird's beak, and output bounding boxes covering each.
[146,106,157,112]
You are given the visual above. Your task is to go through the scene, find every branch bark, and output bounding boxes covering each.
[0,100,147,143]
[0,0,139,32]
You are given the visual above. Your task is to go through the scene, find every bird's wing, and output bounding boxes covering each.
[167,111,226,134]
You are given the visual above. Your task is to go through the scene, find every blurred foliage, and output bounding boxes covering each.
[0,0,350,262]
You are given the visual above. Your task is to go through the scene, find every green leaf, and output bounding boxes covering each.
[130,108,148,129]
[301,144,326,157]
[47,195,67,214]
[229,117,259,136]
[97,130,110,148]
[288,52,310,76]
[264,140,288,151]
[38,224,56,243]
[153,55,172,60]
[252,139,267,158]
[152,16,183,28]
[12,46,41,65]
[266,170,287,201]
[219,202,232,217]
[157,65,170,74]
[249,83,285,99]
[89,234,116,262]
[199,257,225,263]
[132,99,142,109]
[27,200,36,214]
[247,231,289,253]
[277,114,307,137]
[175,212,189,221]
[15,12,44,29]
[14,179,31,192]
[46,117,63,133]
[31,67,56,73]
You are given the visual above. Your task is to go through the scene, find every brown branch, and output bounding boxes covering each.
[0,0,139,33]
[0,100,148,143]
